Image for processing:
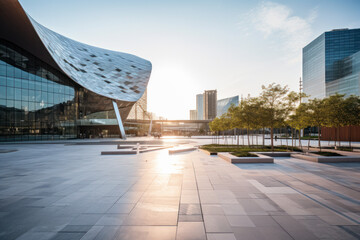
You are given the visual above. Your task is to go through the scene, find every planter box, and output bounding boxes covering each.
[291,153,360,163]
[199,149,217,155]
[169,147,197,154]
[218,152,273,163]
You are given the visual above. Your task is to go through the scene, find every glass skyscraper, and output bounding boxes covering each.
[216,96,239,117]
[196,94,203,120]
[303,28,360,99]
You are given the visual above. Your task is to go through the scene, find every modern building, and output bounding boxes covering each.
[196,94,203,120]
[216,96,239,117]
[203,90,217,120]
[127,89,148,120]
[189,110,197,120]
[303,28,360,99]
[0,0,151,141]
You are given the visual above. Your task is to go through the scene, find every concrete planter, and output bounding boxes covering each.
[218,152,274,163]
[291,153,360,163]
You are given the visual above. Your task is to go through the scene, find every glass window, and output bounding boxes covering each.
[0,76,6,86]
[14,78,21,88]
[6,65,14,77]
[0,87,6,99]
[0,65,6,76]
[15,88,21,101]
[7,87,14,99]
[22,89,29,101]
[6,77,14,87]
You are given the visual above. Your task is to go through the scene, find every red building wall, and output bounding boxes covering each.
[321,126,360,141]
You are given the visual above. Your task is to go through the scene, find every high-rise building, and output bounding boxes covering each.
[127,90,148,120]
[203,90,217,120]
[303,28,360,99]
[196,94,203,120]
[189,110,197,120]
[217,96,239,117]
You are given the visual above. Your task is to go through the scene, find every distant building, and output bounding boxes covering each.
[196,94,203,120]
[128,90,148,120]
[217,96,239,117]
[189,110,197,120]
[203,90,217,120]
[303,28,360,99]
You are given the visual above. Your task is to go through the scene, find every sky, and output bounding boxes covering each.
[19,0,360,120]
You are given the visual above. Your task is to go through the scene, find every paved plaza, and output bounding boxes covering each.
[0,139,359,240]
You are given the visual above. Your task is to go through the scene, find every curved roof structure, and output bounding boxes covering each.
[0,0,151,103]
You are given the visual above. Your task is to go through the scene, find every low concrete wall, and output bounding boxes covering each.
[169,147,197,154]
[199,149,217,155]
[101,150,137,155]
[218,152,273,163]
[253,152,297,157]
[291,153,360,163]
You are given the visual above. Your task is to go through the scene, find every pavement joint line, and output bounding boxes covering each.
[272,160,360,224]
[281,158,360,200]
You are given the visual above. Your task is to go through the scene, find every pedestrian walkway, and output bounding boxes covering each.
[0,142,359,239]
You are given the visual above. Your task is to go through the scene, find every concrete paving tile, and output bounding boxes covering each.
[226,215,255,227]
[222,204,246,215]
[95,214,127,225]
[115,226,176,240]
[203,215,232,233]
[201,204,224,215]
[176,222,206,240]
[179,204,201,215]
[79,226,103,240]
[178,214,203,222]
[69,214,103,226]
[107,203,135,214]
[272,215,318,240]
[318,214,358,225]
[207,233,236,240]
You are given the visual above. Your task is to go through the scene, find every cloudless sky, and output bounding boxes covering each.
[19,0,360,119]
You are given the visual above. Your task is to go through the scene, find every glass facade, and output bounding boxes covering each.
[303,33,326,99]
[196,94,203,120]
[216,96,239,117]
[303,29,360,99]
[0,40,77,141]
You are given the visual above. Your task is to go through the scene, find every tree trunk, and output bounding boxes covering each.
[247,128,250,147]
[286,127,288,150]
[237,129,239,146]
[298,129,302,151]
[349,126,352,149]
[308,127,311,150]
[262,128,265,148]
[270,127,274,151]
[318,126,321,151]
[291,128,294,151]
[334,128,337,147]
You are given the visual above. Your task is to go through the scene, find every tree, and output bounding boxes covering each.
[209,117,221,144]
[343,95,360,148]
[260,83,289,151]
[323,94,346,147]
[307,98,327,151]
[287,103,311,150]
[227,104,242,145]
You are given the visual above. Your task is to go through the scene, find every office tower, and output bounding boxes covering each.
[190,110,197,120]
[203,90,217,120]
[303,28,360,99]
[196,94,203,120]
